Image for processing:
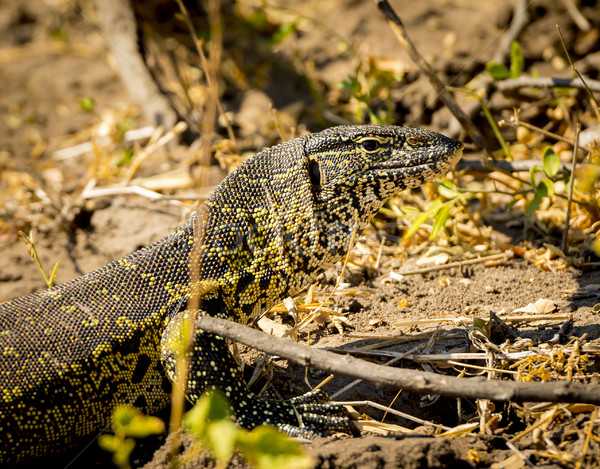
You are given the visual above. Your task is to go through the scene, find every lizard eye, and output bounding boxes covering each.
[361,139,380,152]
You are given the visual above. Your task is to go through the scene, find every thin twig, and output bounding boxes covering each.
[556,24,600,121]
[499,111,592,153]
[392,313,571,328]
[344,331,464,342]
[446,360,518,375]
[393,251,511,276]
[577,407,598,469]
[330,350,544,362]
[123,121,188,184]
[330,342,424,400]
[456,158,588,173]
[561,119,581,252]
[53,126,156,160]
[336,400,451,431]
[374,0,486,150]
[81,179,190,204]
[174,0,238,152]
[505,440,536,468]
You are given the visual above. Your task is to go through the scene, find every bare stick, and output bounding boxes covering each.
[562,120,581,253]
[330,342,424,400]
[497,76,600,93]
[393,251,512,276]
[374,0,486,150]
[91,0,177,128]
[499,114,591,152]
[557,25,600,121]
[123,121,188,184]
[336,400,451,431]
[196,315,600,405]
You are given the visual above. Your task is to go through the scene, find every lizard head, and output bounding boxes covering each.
[304,124,463,221]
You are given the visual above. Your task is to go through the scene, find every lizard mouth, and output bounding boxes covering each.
[387,140,464,169]
[369,141,464,174]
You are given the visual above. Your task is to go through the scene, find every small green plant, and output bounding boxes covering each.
[402,179,471,242]
[338,60,403,124]
[18,230,59,288]
[112,148,134,167]
[100,391,312,469]
[268,20,298,47]
[79,96,95,113]
[485,41,524,80]
[399,146,564,240]
[98,406,165,469]
[524,146,563,214]
[184,390,312,469]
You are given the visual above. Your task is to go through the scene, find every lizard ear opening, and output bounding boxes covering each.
[308,159,322,189]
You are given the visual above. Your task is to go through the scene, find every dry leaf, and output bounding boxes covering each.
[513,298,557,314]
[257,316,289,337]
[416,252,450,266]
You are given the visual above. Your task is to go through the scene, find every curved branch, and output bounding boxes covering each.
[196,315,600,405]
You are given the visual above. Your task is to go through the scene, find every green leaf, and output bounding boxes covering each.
[79,97,95,113]
[113,438,136,469]
[206,420,238,462]
[430,204,451,240]
[123,415,164,438]
[525,190,543,215]
[471,317,489,338]
[485,61,510,80]
[269,21,297,46]
[403,199,442,240]
[113,149,134,167]
[400,206,421,215]
[542,147,560,178]
[537,178,555,197]
[510,41,524,78]
[237,426,312,469]
[112,406,165,438]
[184,390,232,438]
[338,76,361,95]
[98,434,119,452]
[246,10,268,30]
[529,165,542,188]
[113,406,137,428]
[525,179,554,215]
[438,180,458,199]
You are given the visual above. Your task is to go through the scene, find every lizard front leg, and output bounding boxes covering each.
[160,312,355,438]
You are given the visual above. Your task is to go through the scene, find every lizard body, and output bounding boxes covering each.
[0,125,462,463]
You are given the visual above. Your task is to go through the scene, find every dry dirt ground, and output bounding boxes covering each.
[1,0,600,468]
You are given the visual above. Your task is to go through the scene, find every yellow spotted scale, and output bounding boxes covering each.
[0,125,463,463]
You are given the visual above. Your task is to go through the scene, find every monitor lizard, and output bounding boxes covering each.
[0,124,463,463]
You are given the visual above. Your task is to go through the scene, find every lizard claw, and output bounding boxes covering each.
[235,389,357,438]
